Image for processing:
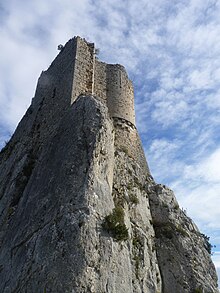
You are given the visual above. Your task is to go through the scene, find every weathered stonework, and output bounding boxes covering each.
[0,37,218,293]
[33,36,147,173]
[36,37,135,124]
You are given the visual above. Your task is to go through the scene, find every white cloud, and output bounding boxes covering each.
[166,149,220,243]
[149,139,180,157]
[177,183,220,228]
[183,148,220,183]
[189,69,213,89]
[151,95,189,127]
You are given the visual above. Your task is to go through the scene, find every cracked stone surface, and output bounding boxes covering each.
[0,95,218,293]
[148,184,218,293]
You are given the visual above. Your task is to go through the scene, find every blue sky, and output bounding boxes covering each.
[0,0,220,283]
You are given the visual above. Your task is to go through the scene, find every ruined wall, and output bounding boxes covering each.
[32,36,142,176]
[30,38,79,150]
[34,36,96,107]
[33,37,136,127]
[31,37,140,174]
[35,37,136,127]
[93,60,136,125]
[71,37,95,103]
[106,64,135,125]
[94,60,107,101]
[33,38,78,107]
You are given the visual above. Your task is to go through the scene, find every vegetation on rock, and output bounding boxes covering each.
[102,205,128,241]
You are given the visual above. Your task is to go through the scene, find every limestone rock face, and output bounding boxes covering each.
[0,36,218,293]
[0,94,218,293]
[148,184,218,293]
[0,95,160,293]
[0,96,114,292]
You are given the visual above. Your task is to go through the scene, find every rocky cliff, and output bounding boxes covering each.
[0,38,218,293]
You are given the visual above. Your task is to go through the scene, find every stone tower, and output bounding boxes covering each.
[37,36,135,124]
[34,36,148,172]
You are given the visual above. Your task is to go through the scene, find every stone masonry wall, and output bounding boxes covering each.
[32,36,145,175]
[71,37,95,103]
[30,38,78,150]
[31,36,145,177]
[94,60,107,101]
[93,61,135,125]
[106,64,135,125]
[33,37,136,126]
[33,38,77,107]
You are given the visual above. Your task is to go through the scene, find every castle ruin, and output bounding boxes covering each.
[34,36,148,172]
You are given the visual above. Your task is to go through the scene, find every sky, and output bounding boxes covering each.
[0,0,220,285]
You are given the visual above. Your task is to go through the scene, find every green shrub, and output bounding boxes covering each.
[132,235,142,248]
[194,288,203,293]
[173,203,179,210]
[129,194,139,205]
[200,233,213,254]
[102,205,128,241]
[175,225,188,237]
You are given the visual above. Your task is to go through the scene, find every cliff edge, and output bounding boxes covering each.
[0,37,218,293]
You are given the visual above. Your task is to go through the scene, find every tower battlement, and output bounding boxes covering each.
[35,36,135,125]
